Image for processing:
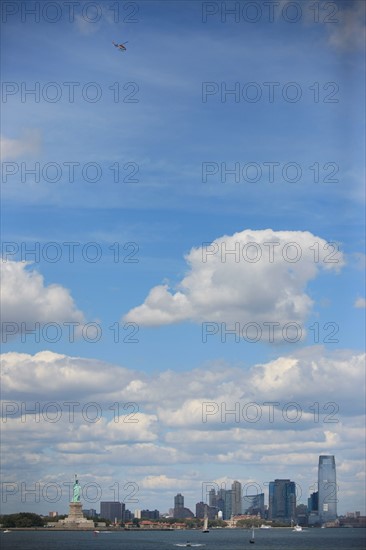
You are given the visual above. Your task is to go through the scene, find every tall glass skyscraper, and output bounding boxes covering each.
[318,455,337,523]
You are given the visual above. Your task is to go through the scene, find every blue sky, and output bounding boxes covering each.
[1,0,365,516]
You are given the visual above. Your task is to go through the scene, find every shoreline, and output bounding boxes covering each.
[2,526,365,532]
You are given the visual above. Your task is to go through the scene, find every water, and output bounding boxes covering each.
[1,528,365,550]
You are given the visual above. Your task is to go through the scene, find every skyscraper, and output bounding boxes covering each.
[308,491,319,513]
[318,455,337,523]
[231,481,242,516]
[208,488,217,507]
[217,488,232,520]
[174,493,184,510]
[173,493,194,519]
[268,479,296,523]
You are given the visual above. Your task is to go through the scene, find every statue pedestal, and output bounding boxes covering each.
[60,502,94,529]
[67,502,84,521]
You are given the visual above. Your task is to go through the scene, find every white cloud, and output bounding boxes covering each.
[0,129,41,160]
[2,347,364,418]
[0,350,134,399]
[124,229,344,338]
[141,475,192,490]
[354,297,366,308]
[0,348,364,514]
[249,348,365,406]
[0,261,85,340]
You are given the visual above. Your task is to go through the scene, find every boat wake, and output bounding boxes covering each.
[174,544,205,547]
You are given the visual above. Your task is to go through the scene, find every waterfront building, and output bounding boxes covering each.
[231,481,242,516]
[208,488,217,507]
[268,479,296,524]
[318,455,337,523]
[124,509,133,521]
[308,491,319,513]
[141,509,160,520]
[100,501,124,522]
[174,493,184,510]
[173,493,194,519]
[243,493,265,517]
[195,501,217,519]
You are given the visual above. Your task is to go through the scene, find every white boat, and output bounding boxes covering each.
[293,523,303,532]
[260,524,272,529]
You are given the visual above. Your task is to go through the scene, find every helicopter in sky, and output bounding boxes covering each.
[112,40,128,51]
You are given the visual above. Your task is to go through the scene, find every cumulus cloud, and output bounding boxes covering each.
[249,348,365,406]
[2,346,365,422]
[124,229,344,338]
[0,348,364,513]
[0,129,41,160]
[0,261,85,340]
[2,347,364,428]
[0,350,137,401]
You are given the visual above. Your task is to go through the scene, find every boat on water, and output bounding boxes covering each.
[202,516,209,533]
[260,524,272,529]
[174,544,205,548]
[291,519,303,532]
[3,530,11,533]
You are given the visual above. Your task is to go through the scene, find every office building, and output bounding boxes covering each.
[231,481,242,516]
[173,493,194,519]
[174,493,184,510]
[195,501,217,519]
[208,488,217,507]
[141,509,160,520]
[318,455,337,523]
[243,493,265,517]
[216,488,233,520]
[268,479,296,523]
[308,491,318,513]
[100,501,125,522]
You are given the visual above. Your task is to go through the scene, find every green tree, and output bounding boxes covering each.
[0,513,45,528]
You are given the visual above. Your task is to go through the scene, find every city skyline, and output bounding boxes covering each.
[1,455,345,520]
[1,0,365,521]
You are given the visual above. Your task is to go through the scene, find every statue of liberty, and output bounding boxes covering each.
[62,473,94,527]
[72,474,81,503]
